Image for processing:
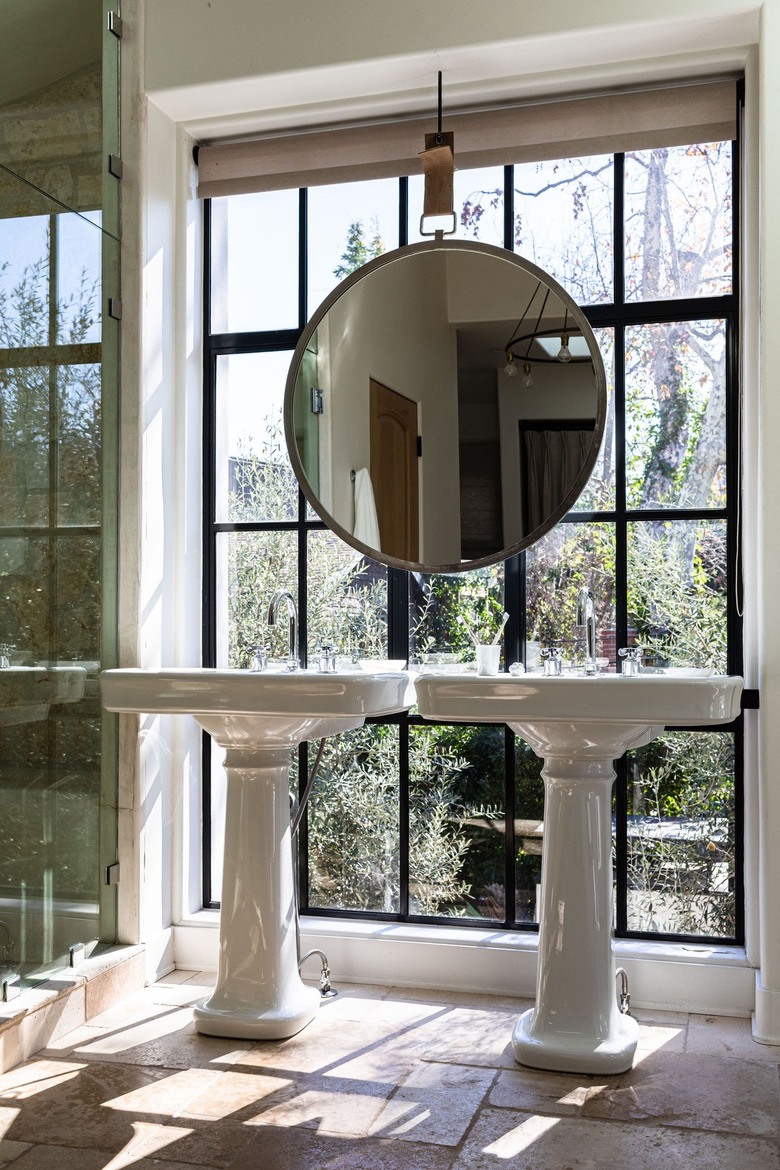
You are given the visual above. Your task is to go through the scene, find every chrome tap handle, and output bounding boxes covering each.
[540,646,563,677]
[318,642,337,673]
[250,645,268,672]
[618,646,643,676]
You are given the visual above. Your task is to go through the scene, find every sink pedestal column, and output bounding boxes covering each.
[511,742,640,1075]
[193,745,320,1040]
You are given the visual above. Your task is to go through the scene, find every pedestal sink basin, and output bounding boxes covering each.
[101,667,414,1039]
[415,670,743,1074]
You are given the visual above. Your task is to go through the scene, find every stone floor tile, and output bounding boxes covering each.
[3,1146,111,1170]
[633,1020,687,1058]
[388,986,530,1013]
[236,1015,426,1080]
[419,1007,520,1069]
[229,1123,458,1170]
[370,1062,495,1145]
[143,975,217,1008]
[0,1140,31,1167]
[687,1012,780,1060]
[0,1061,175,1151]
[177,1067,293,1120]
[451,1106,780,1169]
[245,1083,392,1136]
[132,1119,258,1168]
[581,1050,780,1137]
[39,1008,252,1071]
[489,1066,611,1117]
[317,985,452,1026]
[103,1066,225,1119]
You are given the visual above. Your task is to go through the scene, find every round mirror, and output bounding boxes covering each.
[284,239,606,574]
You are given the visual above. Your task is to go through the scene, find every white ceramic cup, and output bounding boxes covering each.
[476,644,501,676]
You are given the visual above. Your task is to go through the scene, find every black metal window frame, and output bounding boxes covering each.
[202,119,750,945]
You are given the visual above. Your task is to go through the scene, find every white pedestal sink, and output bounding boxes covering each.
[101,667,413,1040]
[415,670,743,1074]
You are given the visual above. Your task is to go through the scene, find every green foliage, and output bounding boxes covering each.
[332,218,386,281]
[305,724,472,915]
[627,521,727,670]
[626,731,735,936]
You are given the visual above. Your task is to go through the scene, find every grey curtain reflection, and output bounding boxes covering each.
[522,426,592,534]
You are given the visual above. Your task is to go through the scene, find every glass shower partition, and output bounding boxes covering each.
[0,0,120,997]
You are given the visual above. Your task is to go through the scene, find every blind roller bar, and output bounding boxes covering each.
[196,79,737,199]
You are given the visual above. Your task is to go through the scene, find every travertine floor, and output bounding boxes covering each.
[0,970,779,1169]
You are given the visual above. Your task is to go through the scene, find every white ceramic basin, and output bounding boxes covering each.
[0,666,87,726]
[415,668,743,1075]
[415,671,742,739]
[101,666,415,747]
[100,665,413,1042]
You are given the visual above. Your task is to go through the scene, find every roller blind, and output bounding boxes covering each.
[196,79,737,200]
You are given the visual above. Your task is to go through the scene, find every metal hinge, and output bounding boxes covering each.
[106,862,121,886]
[108,298,122,320]
[310,387,323,415]
[108,154,123,179]
[417,435,423,457]
[108,11,123,37]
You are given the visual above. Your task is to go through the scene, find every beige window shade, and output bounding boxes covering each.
[196,80,737,200]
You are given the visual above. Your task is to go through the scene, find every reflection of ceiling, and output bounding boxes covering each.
[0,0,101,108]
[456,317,573,372]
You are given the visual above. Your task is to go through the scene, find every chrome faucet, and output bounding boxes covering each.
[267,590,299,671]
[576,587,598,675]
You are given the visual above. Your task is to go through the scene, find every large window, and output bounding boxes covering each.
[203,135,743,943]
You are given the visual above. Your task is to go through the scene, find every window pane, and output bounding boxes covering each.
[410,723,505,920]
[513,156,613,305]
[217,529,298,668]
[307,534,388,664]
[570,327,615,512]
[307,178,400,312]
[408,166,505,247]
[0,534,100,662]
[0,711,100,905]
[0,366,50,526]
[515,739,545,924]
[627,519,727,671]
[57,364,101,526]
[625,142,733,302]
[56,534,101,662]
[0,216,50,345]
[626,320,726,511]
[410,565,504,668]
[306,724,400,912]
[210,190,300,333]
[57,212,102,343]
[525,522,616,669]
[626,731,736,938]
[215,351,298,523]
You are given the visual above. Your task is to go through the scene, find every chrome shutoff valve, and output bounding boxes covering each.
[540,646,563,677]
[318,643,338,673]
[618,646,644,676]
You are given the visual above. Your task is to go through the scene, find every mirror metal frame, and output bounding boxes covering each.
[284,239,607,574]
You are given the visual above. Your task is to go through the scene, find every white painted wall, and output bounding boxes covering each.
[118,0,780,1025]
